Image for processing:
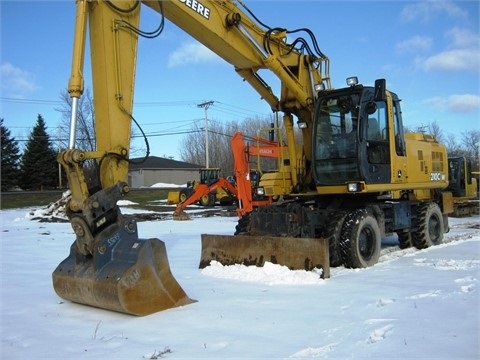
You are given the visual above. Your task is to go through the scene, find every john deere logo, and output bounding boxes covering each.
[179,0,211,19]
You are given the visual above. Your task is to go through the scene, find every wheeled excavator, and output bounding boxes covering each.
[53,0,331,315]
[202,76,454,271]
[54,0,453,316]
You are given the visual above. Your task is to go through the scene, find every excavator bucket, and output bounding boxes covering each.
[173,211,191,221]
[199,234,330,279]
[52,219,195,316]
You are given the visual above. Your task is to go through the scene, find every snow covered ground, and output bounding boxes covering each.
[1,204,479,359]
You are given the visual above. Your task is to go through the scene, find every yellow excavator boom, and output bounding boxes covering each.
[54,0,194,316]
[54,0,330,315]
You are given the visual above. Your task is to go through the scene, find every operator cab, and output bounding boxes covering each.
[199,168,221,185]
[312,77,405,187]
[447,157,475,197]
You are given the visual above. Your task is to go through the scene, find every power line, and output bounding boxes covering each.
[134,100,202,107]
[1,97,270,117]
[215,101,269,116]
[139,117,203,126]
[12,128,203,142]
[0,97,62,105]
[0,96,205,107]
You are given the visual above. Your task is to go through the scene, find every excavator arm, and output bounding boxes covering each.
[231,132,273,217]
[53,0,191,316]
[173,177,238,218]
[54,0,331,315]
[173,131,276,221]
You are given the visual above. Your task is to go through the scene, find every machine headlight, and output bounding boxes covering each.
[297,121,308,129]
[314,83,325,92]
[256,187,265,196]
[346,76,358,86]
[347,183,359,192]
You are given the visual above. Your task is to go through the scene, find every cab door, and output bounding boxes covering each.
[360,93,391,184]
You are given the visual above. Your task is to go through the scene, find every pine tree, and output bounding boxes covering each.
[1,119,22,191]
[20,115,58,190]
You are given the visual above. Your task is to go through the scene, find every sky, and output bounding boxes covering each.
[1,204,479,358]
[1,0,479,161]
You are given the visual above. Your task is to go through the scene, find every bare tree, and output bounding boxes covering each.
[403,125,413,133]
[179,121,208,167]
[179,114,278,176]
[461,130,480,169]
[428,120,444,144]
[445,133,462,156]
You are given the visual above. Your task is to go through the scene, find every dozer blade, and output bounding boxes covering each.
[52,222,195,316]
[199,234,330,279]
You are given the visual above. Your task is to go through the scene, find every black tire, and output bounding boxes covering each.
[412,202,444,249]
[179,188,190,203]
[396,230,412,249]
[325,211,348,267]
[199,193,215,207]
[339,209,381,268]
[235,211,251,235]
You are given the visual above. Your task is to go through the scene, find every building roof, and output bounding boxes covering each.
[128,156,202,170]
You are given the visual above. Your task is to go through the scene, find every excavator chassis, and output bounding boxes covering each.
[200,234,330,279]
[53,216,195,316]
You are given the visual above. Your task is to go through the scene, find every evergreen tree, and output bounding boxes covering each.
[20,115,58,190]
[1,119,22,191]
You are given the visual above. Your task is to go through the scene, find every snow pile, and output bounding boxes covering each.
[117,199,139,206]
[26,195,143,222]
[26,190,71,221]
[150,182,185,188]
[201,260,324,285]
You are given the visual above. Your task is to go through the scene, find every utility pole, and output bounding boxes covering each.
[197,100,214,168]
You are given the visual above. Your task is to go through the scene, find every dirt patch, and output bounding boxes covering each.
[32,204,238,223]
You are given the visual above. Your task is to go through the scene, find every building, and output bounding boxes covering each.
[128,156,202,188]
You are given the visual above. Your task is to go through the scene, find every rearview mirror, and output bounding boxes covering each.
[374,79,386,102]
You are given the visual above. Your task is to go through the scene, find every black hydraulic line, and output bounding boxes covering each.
[114,1,165,39]
[237,1,272,31]
[128,113,151,164]
[105,0,140,14]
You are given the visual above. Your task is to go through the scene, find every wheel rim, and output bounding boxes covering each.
[200,195,211,206]
[428,213,442,243]
[359,226,375,260]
